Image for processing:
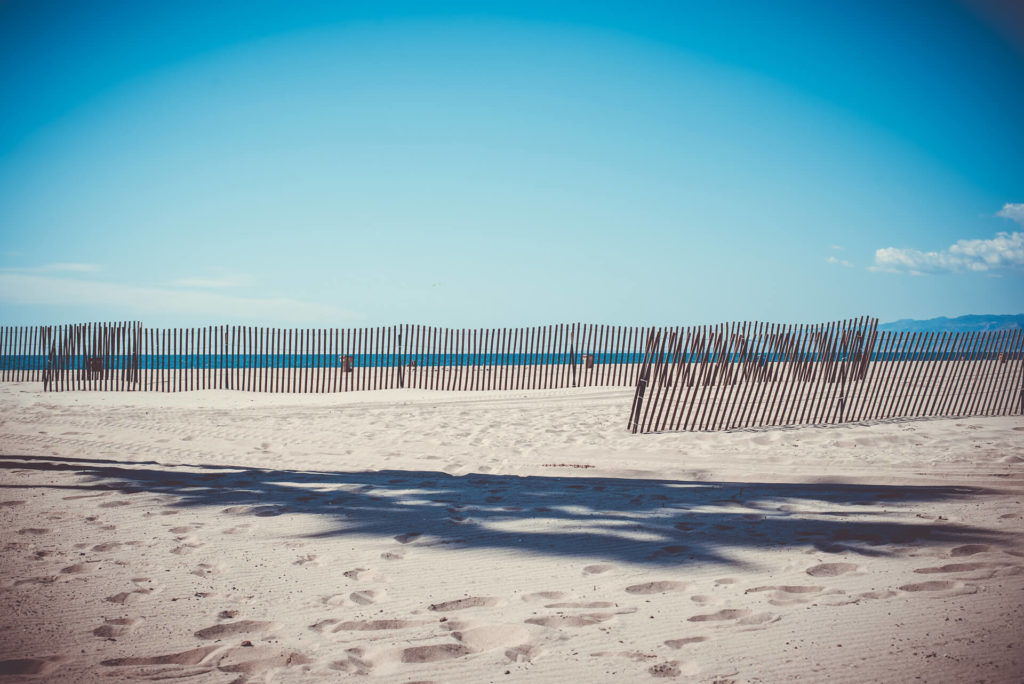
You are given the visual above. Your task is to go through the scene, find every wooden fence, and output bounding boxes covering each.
[627,317,1024,433]
[0,322,659,392]
[5,320,1022,428]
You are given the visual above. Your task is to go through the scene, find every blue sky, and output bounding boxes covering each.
[1,0,1022,327]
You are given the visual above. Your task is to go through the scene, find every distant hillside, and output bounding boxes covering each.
[879,314,1024,332]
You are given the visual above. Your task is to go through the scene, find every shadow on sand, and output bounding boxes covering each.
[0,454,1010,567]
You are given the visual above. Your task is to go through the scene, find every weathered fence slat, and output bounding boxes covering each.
[991,331,1020,414]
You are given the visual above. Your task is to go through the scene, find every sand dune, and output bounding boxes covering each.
[0,381,1021,682]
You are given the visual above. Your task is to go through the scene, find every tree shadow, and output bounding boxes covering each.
[0,454,1011,567]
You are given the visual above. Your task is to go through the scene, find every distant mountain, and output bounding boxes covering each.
[879,314,1024,332]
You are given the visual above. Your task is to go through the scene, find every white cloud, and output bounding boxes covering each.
[0,274,351,324]
[826,256,853,267]
[996,203,1024,224]
[871,231,1024,274]
[872,204,1024,274]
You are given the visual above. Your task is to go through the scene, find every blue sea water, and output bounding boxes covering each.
[2,347,1016,372]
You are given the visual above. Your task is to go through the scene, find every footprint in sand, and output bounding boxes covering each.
[329,648,375,675]
[91,542,123,553]
[900,580,955,592]
[194,620,276,640]
[647,545,689,560]
[60,563,92,575]
[321,594,347,606]
[735,612,782,627]
[649,660,699,678]
[294,554,320,567]
[806,562,859,577]
[401,643,472,663]
[452,625,533,653]
[190,563,226,577]
[98,501,131,508]
[0,500,26,507]
[310,619,340,633]
[744,585,824,605]
[625,581,689,595]
[63,492,111,501]
[526,613,616,628]
[380,551,405,561]
[222,505,285,517]
[13,576,58,587]
[582,564,614,576]
[17,528,50,535]
[913,562,1004,575]
[898,580,977,596]
[332,619,425,632]
[429,596,501,612]
[0,657,66,675]
[506,643,543,663]
[105,588,157,605]
[664,636,708,649]
[342,567,382,581]
[93,617,143,638]
[215,645,312,675]
[950,544,990,557]
[350,589,386,606]
[101,645,222,667]
[688,608,751,623]
[170,543,205,556]
[522,591,568,602]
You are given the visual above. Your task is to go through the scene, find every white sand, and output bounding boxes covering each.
[0,382,1021,682]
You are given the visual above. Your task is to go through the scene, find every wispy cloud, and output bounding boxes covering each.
[0,274,351,324]
[172,275,250,289]
[996,202,1024,224]
[826,256,853,267]
[0,262,102,274]
[871,204,1024,275]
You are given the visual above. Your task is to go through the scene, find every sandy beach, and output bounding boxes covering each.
[1,382,1022,682]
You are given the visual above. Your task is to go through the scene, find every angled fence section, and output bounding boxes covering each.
[627,318,1024,433]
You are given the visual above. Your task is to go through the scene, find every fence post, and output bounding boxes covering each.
[627,329,658,432]
[397,327,404,389]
